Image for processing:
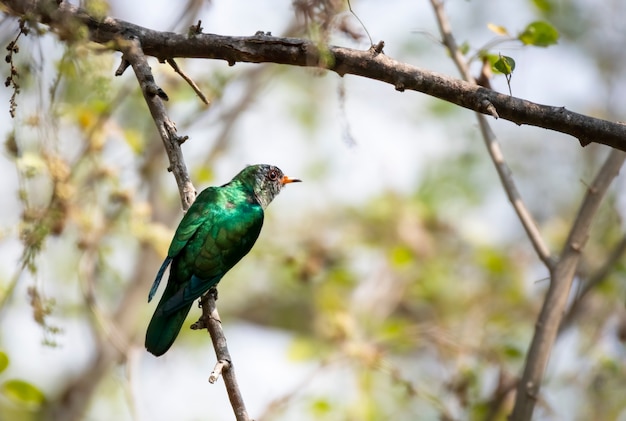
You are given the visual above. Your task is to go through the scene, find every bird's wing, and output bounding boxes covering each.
[167,187,219,257]
[147,188,219,302]
[159,200,264,315]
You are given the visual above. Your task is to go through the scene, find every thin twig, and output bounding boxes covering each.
[559,233,626,333]
[511,148,626,420]
[476,118,553,267]
[429,0,552,267]
[166,58,209,105]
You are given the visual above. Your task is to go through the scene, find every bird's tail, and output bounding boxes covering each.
[145,298,193,356]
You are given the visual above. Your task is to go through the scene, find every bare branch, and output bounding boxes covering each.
[559,233,626,332]
[117,37,196,210]
[195,290,251,421]
[429,0,553,267]
[166,58,210,105]
[120,33,250,421]
[427,2,626,418]
[3,0,626,151]
[511,148,626,421]
[476,118,554,267]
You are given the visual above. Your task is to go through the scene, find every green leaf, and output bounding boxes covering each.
[502,343,523,359]
[193,166,215,185]
[390,246,413,267]
[123,129,144,154]
[493,56,516,75]
[519,21,559,47]
[310,398,333,417]
[458,41,470,55]
[287,336,320,361]
[532,0,554,13]
[1,380,46,407]
[0,352,8,374]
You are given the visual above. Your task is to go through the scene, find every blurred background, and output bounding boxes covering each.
[0,0,625,420]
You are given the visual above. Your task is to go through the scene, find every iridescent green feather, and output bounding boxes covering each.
[145,165,295,356]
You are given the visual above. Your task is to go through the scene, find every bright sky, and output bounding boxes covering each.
[0,1,622,420]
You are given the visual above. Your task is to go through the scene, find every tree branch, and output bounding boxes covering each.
[511,148,626,420]
[116,37,196,210]
[429,0,553,268]
[3,0,626,151]
[559,233,626,332]
[166,57,209,105]
[192,290,251,421]
[115,29,252,421]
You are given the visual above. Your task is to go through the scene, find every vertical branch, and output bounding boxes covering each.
[193,291,251,421]
[117,36,251,419]
[428,2,626,420]
[429,0,553,267]
[511,148,625,420]
[117,37,196,210]
[120,36,251,419]
[559,233,626,332]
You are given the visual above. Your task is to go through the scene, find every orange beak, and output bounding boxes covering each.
[281,175,302,185]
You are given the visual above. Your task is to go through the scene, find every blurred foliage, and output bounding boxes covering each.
[518,21,559,47]
[0,351,46,420]
[0,1,625,421]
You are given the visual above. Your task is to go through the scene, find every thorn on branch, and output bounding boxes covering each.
[145,84,169,100]
[188,20,203,37]
[370,40,385,55]
[115,58,131,76]
[481,99,499,119]
[177,135,189,145]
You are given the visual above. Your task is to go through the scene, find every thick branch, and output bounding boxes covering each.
[3,0,626,151]
[511,149,626,421]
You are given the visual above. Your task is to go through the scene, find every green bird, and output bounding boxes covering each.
[145,164,300,356]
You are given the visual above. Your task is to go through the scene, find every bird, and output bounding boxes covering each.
[145,164,301,356]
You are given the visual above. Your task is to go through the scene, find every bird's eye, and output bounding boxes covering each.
[268,168,279,181]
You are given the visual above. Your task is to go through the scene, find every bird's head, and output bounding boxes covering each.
[236,164,301,209]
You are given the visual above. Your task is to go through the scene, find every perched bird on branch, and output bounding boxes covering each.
[146,164,301,356]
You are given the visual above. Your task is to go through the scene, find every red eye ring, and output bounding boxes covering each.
[268,168,279,181]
